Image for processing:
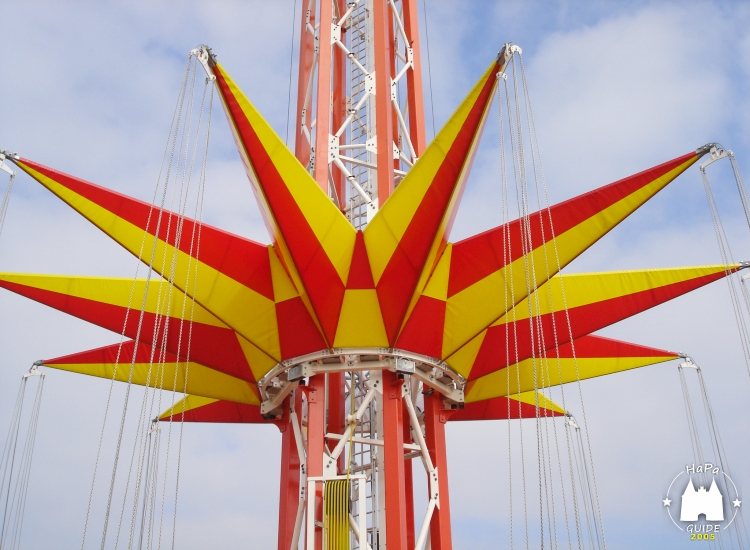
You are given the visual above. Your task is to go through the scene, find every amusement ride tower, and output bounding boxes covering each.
[0,1,746,549]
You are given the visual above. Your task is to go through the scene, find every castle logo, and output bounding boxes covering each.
[663,463,741,539]
[680,477,723,521]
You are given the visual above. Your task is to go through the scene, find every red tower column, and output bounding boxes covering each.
[403,399,416,549]
[277,392,301,550]
[327,372,347,471]
[294,0,316,168]
[371,0,396,203]
[331,0,348,207]
[424,391,453,550]
[402,0,427,155]
[305,377,326,550]
[382,370,408,549]
[313,0,334,191]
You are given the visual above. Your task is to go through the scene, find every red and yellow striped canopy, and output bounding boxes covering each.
[2,56,733,424]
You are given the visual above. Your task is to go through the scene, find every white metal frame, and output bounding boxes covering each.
[258,348,466,418]
[294,370,446,550]
[0,151,17,183]
[297,0,420,229]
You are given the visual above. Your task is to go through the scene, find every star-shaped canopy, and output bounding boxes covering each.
[1,55,741,423]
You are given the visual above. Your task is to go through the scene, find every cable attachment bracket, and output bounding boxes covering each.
[698,143,730,171]
[24,362,45,379]
[498,42,522,68]
[0,151,16,180]
[678,354,700,371]
[564,413,580,430]
[190,44,216,81]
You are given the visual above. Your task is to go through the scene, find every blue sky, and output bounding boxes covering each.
[1,1,750,548]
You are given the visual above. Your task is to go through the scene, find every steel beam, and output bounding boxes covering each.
[401,0,427,156]
[403,399,416,549]
[295,0,317,167]
[424,391,453,550]
[305,377,326,549]
[382,370,408,549]
[277,394,302,550]
[372,0,396,203]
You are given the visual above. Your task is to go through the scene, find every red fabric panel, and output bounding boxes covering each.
[0,280,255,382]
[376,63,500,343]
[469,271,724,380]
[554,334,676,359]
[46,339,175,366]
[19,159,274,301]
[214,69,344,344]
[450,397,563,421]
[394,296,445,357]
[164,400,269,423]
[466,271,721,381]
[346,231,375,289]
[275,297,326,359]
[447,153,697,298]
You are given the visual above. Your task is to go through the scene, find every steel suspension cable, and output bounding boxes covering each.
[696,162,750,550]
[497,73,516,550]
[0,380,25,550]
[94,52,196,550]
[128,59,202,550]
[697,368,748,550]
[571,420,600,550]
[0,164,14,250]
[0,367,44,550]
[701,166,750,384]
[118,67,208,550]
[421,0,436,138]
[508,54,554,549]
[120,56,201,550]
[79,52,193,550]
[692,363,750,548]
[285,0,299,146]
[169,82,213,550]
[2,371,44,550]
[515,53,607,550]
[515,54,578,550]
[502,71,531,550]
[136,421,159,550]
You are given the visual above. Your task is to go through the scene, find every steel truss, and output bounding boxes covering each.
[274,361,459,550]
[294,0,426,228]
[276,1,446,547]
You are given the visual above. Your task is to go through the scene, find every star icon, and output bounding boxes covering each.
[663,498,672,507]
[733,498,742,508]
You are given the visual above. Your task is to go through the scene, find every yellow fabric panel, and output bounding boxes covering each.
[0,273,225,328]
[332,289,389,348]
[465,355,676,403]
[46,359,260,405]
[18,161,281,361]
[403,77,496,320]
[441,156,698,359]
[236,332,278,382]
[444,265,734,377]
[159,395,218,420]
[511,390,566,415]
[215,65,357,286]
[268,245,299,303]
[445,326,485,379]
[422,244,452,301]
[363,61,499,284]
[497,265,734,325]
